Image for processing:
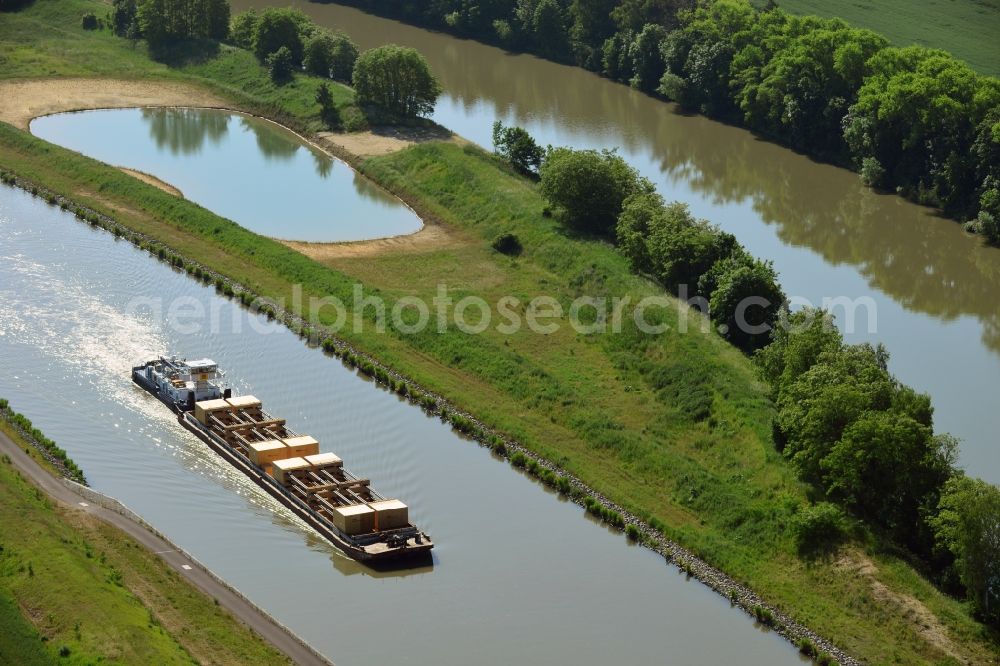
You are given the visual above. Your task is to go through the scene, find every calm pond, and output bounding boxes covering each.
[30,107,422,242]
[0,185,803,665]
[231,0,1000,483]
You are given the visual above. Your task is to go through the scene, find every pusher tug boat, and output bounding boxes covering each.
[132,356,433,562]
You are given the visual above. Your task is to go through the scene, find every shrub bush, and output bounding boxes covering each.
[979,211,1000,246]
[491,232,522,256]
[81,12,99,30]
[793,502,846,558]
[539,147,651,234]
[266,46,294,84]
[752,604,775,626]
[859,157,885,188]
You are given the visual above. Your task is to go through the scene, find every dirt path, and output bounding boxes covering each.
[119,168,183,197]
[835,550,962,661]
[281,223,464,260]
[0,78,228,130]
[0,429,333,666]
[318,124,466,158]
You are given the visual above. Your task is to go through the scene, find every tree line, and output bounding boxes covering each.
[112,0,230,46]
[758,310,1000,628]
[331,0,1000,245]
[496,124,999,628]
[522,138,785,353]
[108,1,441,121]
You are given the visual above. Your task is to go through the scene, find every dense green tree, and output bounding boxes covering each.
[823,411,954,542]
[328,32,360,82]
[229,9,258,49]
[203,0,230,41]
[615,190,666,274]
[611,0,691,33]
[629,23,667,93]
[442,0,517,35]
[658,0,758,113]
[568,0,617,46]
[135,0,228,48]
[303,29,359,80]
[303,31,336,77]
[981,212,1000,246]
[540,147,652,233]
[531,0,569,58]
[648,206,738,291]
[253,7,308,64]
[972,107,1000,231]
[932,476,1000,627]
[353,45,442,117]
[775,342,894,483]
[136,0,169,48]
[492,120,545,174]
[844,47,1000,216]
[266,45,294,84]
[754,307,841,392]
[601,29,634,81]
[514,0,541,33]
[315,83,340,129]
[767,330,960,555]
[707,257,784,352]
[738,20,887,153]
[111,0,139,37]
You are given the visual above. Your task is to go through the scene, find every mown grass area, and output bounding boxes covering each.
[762,0,1000,76]
[0,0,358,132]
[0,422,290,665]
[0,0,997,662]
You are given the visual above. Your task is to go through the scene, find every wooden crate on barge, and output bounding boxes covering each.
[194,398,230,425]
[196,395,412,537]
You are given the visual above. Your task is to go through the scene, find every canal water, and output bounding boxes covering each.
[0,185,802,664]
[30,107,421,242]
[228,0,1000,483]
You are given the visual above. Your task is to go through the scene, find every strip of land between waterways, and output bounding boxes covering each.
[0,75,861,661]
[0,426,334,666]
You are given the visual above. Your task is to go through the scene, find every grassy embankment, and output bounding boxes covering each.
[0,417,290,665]
[0,1,997,663]
[761,0,1000,76]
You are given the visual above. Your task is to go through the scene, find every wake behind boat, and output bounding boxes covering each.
[132,356,433,562]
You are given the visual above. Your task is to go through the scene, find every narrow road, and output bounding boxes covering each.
[0,430,332,666]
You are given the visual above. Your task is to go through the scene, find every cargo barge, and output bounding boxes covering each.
[132,356,433,562]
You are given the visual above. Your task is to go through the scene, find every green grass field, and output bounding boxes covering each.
[0,1,998,663]
[765,0,1000,76]
[0,422,290,665]
[0,589,51,666]
[0,0,360,131]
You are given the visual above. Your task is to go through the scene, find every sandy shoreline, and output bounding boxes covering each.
[281,223,462,260]
[119,167,184,197]
[0,78,229,131]
[0,77,462,257]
